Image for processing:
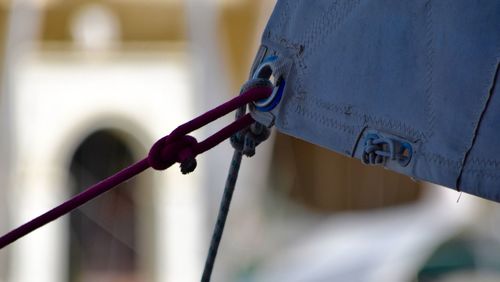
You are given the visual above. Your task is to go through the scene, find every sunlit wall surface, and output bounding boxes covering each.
[0,1,499,282]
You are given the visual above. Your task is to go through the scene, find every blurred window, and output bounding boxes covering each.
[71,4,120,51]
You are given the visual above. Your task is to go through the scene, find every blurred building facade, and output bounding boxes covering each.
[0,1,203,281]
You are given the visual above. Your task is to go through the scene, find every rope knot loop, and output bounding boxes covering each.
[148,135,198,174]
[230,122,270,157]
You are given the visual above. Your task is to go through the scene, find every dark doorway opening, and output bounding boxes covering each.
[68,130,140,282]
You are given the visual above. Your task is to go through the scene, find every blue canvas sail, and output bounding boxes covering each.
[250,0,500,202]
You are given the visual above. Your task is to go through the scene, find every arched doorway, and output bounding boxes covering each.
[68,129,142,282]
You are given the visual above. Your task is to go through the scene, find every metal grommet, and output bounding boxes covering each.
[252,56,285,112]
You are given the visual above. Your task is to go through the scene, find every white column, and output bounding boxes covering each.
[1,1,42,281]
[184,1,234,280]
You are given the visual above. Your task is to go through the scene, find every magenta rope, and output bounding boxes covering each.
[0,86,273,249]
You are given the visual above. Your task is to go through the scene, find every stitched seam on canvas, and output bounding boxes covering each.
[424,0,436,139]
[362,115,425,141]
[466,52,500,173]
[467,158,500,169]
[294,103,356,135]
[267,32,303,52]
[263,34,305,130]
[463,169,500,179]
[294,95,426,140]
[266,32,307,74]
[457,58,500,187]
[420,151,462,168]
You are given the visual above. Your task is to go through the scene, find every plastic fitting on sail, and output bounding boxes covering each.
[252,55,286,112]
[361,133,413,167]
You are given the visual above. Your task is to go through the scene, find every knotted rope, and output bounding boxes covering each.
[0,85,273,250]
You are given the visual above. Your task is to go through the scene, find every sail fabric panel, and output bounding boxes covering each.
[252,0,500,201]
[460,64,500,200]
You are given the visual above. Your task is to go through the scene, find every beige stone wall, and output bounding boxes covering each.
[40,0,186,42]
